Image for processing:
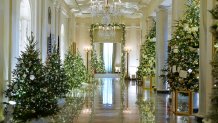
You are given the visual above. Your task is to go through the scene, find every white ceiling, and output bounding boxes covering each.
[64,0,153,18]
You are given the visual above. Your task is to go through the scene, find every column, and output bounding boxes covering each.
[140,8,146,45]
[0,0,12,121]
[155,6,168,91]
[171,0,187,32]
[0,0,4,121]
[147,16,155,34]
[198,0,214,120]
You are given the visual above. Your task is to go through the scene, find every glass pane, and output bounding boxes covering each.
[177,92,189,113]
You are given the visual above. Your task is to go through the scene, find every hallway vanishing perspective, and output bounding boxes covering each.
[76,77,198,123]
[1,0,217,122]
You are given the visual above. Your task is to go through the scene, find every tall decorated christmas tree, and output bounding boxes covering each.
[5,33,59,122]
[167,0,200,91]
[64,50,88,89]
[137,21,156,80]
[208,3,218,122]
[44,46,70,98]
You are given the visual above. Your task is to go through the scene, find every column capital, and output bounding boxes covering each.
[157,5,170,12]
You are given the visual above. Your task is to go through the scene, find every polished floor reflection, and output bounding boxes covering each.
[76,77,199,123]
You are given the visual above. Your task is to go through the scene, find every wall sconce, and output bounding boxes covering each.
[124,47,132,79]
[84,46,92,52]
[84,46,92,71]
[124,47,132,53]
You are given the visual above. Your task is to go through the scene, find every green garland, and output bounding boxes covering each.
[207,3,218,122]
[167,0,200,91]
[137,21,156,80]
[90,23,126,79]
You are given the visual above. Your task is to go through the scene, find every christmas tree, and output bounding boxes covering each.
[96,55,105,73]
[64,51,88,89]
[91,49,98,73]
[5,33,59,122]
[167,0,200,91]
[208,3,218,122]
[44,46,70,98]
[137,21,156,80]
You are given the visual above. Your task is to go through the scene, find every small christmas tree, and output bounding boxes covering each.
[91,49,98,73]
[167,0,200,91]
[208,3,218,122]
[64,51,88,88]
[44,46,70,97]
[137,21,156,80]
[96,55,105,73]
[5,33,59,122]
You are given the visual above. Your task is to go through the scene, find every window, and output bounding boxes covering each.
[19,0,31,54]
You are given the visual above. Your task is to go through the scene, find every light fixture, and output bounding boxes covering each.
[82,108,92,114]
[84,46,92,52]
[124,47,131,79]
[90,0,123,25]
[123,108,132,114]
[84,46,92,71]
[124,47,132,53]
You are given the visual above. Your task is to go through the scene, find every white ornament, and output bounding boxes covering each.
[30,75,35,80]
[188,69,192,73]
[179,70,188,78]
[23,74,27,78]
[43,88,47,92]
[214,43,218,48]
[184,24,189,31]
[191,27,198,32]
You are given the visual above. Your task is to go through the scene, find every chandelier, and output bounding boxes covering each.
[90,0,123,25]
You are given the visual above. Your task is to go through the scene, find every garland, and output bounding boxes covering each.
[90,23,126,79]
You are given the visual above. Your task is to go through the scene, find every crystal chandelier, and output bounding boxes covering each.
[90,0,122,25]
[98,25,116,40]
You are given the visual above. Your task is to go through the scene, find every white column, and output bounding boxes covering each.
[156,6,168,91]
[72,14,76,44]
[55,5,61,42]
[41,0,48,62]
[140,8,146,45]
[0,0,12,121]
[171,0,187,32]
[147,16,155,34]
[0,0,4,121]
[197,0,214,120]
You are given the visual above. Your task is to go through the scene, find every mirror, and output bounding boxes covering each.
[93,43,121,73]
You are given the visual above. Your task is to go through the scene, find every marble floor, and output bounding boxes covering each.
[75,77,199,123]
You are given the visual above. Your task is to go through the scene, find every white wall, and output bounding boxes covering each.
[75,23,140,75]
[0,0,4,121]
[76,23,90,60]
[125,26,141,76]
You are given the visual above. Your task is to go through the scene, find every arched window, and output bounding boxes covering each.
[19,0,31,54]
[60,24,65,61]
